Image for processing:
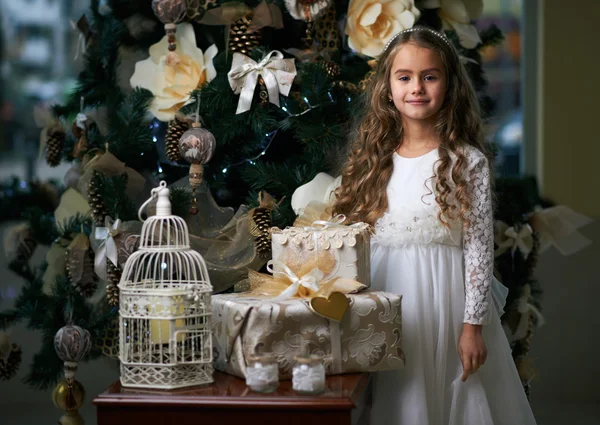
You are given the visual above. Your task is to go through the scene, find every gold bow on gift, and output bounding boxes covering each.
[247,260,366,321]
[227,50,296,114]
[494,221,534,259]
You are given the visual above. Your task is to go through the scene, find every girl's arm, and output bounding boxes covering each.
[462,153,494,325]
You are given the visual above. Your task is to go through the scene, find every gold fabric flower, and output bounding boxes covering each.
[130,23,218,121]
[345,0,421,57]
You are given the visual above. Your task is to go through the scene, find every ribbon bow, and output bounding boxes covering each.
[227,50,296,114]
[94,217,122,280]
[494,221,534,259]
[267,260,321,301]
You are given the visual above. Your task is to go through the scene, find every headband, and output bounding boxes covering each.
[383,26,452,52]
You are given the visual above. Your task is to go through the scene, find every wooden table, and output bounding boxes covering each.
[93,371,373,425]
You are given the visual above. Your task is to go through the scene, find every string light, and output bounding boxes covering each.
[220,129,279,174]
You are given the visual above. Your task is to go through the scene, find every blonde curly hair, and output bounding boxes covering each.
[333,27,493,229]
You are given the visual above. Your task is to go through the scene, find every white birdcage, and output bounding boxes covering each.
[118,181,213,389]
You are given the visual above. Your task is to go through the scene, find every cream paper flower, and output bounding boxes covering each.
[418,0,483,48]
[345,0,421,58]
[130,23,218,121]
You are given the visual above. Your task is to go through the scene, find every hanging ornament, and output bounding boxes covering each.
[65,231,98,298]
[34,104,66,167]
[0,343,22,381]
[46,127,66,167]
[72,97,88,159]
[53,378,86,425]
[229,13,262,56]
[165,113,193,162]
[285,0,332,47]
[284,0,331,21]
[152,0,188,66]
[319,60,341,78]
[105,276,120,307]
[314,4,340,52]
[248,191,280,256]
[88,170,108,227]
[54,324,92,379]
[178,98,216,215]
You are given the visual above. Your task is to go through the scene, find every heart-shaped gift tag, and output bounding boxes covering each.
[309,292,350,322]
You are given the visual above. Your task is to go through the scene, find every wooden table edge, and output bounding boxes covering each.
[92,373,371,411]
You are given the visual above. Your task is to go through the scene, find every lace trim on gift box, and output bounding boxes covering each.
[372,206,462,247]
[271,223,370,250]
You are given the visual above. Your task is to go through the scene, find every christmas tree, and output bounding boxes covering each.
[4,0,550,398]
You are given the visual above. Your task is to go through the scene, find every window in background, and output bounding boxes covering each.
[0,0,89,181]
[479,0,525,177]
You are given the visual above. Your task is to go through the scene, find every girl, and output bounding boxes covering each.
[333,27,537,425]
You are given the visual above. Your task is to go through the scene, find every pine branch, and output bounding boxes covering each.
[105,88,156,170]
[98,174,137,221]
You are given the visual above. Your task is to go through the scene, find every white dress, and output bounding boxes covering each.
[369,146,538,425]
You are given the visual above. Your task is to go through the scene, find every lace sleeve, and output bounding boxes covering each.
[462,154,494,325]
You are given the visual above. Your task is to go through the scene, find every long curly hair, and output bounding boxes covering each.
[332,27,492,229]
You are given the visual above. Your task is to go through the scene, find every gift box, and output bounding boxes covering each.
[212,291,404,379]
[270,221,371,288]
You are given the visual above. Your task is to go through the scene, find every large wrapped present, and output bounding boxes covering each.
[270,206,372,288]
[212,291,404,379]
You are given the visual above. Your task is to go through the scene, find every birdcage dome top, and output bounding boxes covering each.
[138,181,191,250]
[118,181,212,292]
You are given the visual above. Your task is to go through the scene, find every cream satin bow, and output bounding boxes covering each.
[227,50,296,114]
[267,260,321,301]
[495,221,534,259]
[94,217,122,280]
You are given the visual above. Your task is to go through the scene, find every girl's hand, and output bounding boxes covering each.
[458,324,487,382]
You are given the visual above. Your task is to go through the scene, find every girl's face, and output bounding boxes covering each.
[388,43,447,125]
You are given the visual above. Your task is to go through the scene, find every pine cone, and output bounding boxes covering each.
[165,117,189,162]
[88,171,108,226]
[45,128,66,167]
[8,229,37,275]
[249,207,273,256]
[229,15,261,56]
[67,248,98,298]
[319,61,341,78]
[0,344,22,381]
[106,262,122,306]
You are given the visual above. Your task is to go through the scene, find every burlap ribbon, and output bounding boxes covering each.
[227,50,296,114]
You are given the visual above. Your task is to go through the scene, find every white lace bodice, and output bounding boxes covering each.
[372,146,494,325]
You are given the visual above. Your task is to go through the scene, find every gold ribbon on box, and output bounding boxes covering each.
[247,258,365,323]
[227,50,296,114]
[246,258,364,373]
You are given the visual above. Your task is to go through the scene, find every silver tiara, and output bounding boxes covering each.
[383,27,452,52]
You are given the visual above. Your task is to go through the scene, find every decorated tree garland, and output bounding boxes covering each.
[1,0,588,410]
